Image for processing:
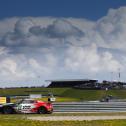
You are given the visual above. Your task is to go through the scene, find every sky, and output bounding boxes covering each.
[0,0,126,87]
[0,0,126,20]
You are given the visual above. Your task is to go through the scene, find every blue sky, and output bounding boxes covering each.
[0,1,126,87]
[0,0,126,20]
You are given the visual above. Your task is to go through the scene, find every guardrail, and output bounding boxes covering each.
[53,102,126,112]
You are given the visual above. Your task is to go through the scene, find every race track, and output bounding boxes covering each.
[28,101,126,121]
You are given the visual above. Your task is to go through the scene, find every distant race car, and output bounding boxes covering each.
[0,99,53,114]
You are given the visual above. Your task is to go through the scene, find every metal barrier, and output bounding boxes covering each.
[53,102,126,112]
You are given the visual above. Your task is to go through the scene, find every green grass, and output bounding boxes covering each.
[62,89,104,101]
[1,120,126,126]
[0,87,69,96]
[61,88,126,101]
[1,87,126,102]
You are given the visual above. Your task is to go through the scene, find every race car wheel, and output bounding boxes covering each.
[38,107,47,114]
[3,106,14,114]
[47,109,53,114]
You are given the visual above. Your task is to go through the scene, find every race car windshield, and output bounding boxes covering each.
[15,100,23,104]
[22,100,35,104]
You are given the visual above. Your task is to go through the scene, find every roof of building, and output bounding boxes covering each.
[46,79,98,82]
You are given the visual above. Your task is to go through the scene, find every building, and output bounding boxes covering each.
[47,79,98,88]
[47,79,126,90]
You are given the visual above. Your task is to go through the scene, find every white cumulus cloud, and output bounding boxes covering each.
[0,7,126,87]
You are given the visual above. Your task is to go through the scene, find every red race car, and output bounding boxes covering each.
[0,99,53,114]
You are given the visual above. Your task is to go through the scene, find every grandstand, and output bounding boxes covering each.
[47,79,126,89]
[47,79,98,88]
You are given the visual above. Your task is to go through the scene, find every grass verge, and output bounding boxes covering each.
[1,87,126,102]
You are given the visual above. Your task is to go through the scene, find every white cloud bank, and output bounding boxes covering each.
[0,7,126,87]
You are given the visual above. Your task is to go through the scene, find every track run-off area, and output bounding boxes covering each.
[28,115,126,121]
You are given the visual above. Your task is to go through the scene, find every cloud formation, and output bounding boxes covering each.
[0,7,126,87]
[1,18,84,47]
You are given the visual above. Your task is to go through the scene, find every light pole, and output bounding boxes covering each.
[118,68,120,82]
